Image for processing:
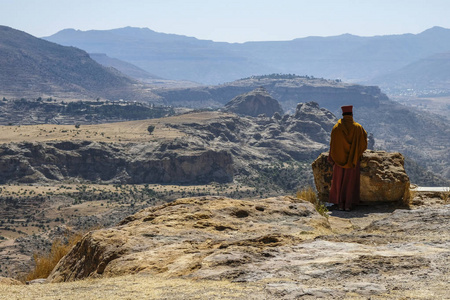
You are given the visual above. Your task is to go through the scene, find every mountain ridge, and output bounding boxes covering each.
[0,25,163,101]
[43,26,450,85]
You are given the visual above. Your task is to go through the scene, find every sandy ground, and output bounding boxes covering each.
[0,111,233,144]
[0,274,266,300]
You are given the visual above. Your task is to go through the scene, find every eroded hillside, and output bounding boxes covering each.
[0,103,335,189]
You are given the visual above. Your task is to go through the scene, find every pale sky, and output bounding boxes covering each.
[1,0,450,43]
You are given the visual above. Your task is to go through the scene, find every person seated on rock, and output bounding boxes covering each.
[328,105,367,211]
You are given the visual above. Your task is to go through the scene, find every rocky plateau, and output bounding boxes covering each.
[0,102,338,189]
[41,194,450,299]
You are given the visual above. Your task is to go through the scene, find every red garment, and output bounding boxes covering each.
[329,161,361,210]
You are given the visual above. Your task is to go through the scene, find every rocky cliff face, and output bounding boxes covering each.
[223,87,283,117]
[152,76,386,113]
[312,151,410,203]
[152,76,450,185]
[0,141,233,184]
[0,103,336,189]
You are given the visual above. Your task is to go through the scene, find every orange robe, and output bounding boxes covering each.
[328,115,367,209]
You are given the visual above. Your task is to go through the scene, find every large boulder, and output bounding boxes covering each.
[223,87,283,117]
[47,196,330,282]
[312,150,410,203]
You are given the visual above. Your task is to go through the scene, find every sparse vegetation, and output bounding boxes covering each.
[0,98,175,127]
[240,73,320,81]
[296,186,328,217]
[147,125,155,134]
[24,231,84,281]
[442,187,450,204]
[243,160,314,194]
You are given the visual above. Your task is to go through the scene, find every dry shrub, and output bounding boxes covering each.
[442,187,450,204]
[296,186,328,218]
[24,231,84,281]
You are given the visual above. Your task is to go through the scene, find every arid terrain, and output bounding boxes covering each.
[0,191,448,299]
[1,20,450,300]
[1,105,448,282]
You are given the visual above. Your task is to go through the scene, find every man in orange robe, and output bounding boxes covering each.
[328,105,367,211]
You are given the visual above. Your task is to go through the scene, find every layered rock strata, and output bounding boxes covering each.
[0,141,233,184]
[0,105,337,186]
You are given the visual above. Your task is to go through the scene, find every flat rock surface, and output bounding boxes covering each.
[48,196,330,282]
[37,194,450,299]
[416,186,450,192]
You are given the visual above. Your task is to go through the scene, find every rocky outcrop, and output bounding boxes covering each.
[0,106,337,188]
[287,102,336,144]
[312,150,410,203]
[48,196,330,282]
[0,141,233,184]
[44,194,450,298]
[223,87,283,117]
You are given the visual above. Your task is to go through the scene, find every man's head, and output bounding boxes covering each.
[341,105,353,116]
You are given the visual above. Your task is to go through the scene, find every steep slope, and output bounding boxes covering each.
[151,75,450,183]
[223,87,284,117]
[44,26,450,84]
[0,104,336,189]
[0,26,149,100]
[44,27,271,85]
[89,53,162,82]
[152,75,386,112]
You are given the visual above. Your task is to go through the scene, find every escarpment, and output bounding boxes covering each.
[0,141,233,184]
[0,103,338,186]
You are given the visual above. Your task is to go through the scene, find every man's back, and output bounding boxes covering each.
[330,115,367,169]
[328,105,367,211]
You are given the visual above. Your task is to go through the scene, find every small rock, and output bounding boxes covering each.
[0,276,24,285]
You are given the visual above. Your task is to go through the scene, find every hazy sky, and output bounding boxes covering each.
[1,0,450,43]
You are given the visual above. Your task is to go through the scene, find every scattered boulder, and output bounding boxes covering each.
[312,150,410,203]
[47,196,330,282]
[223,87,283,117]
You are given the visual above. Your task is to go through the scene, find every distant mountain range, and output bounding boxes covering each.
[0,26,138,99]
[89,53,162,82]
[0,25,448,182]
[370,52,450,95]
[44,26,450,91]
